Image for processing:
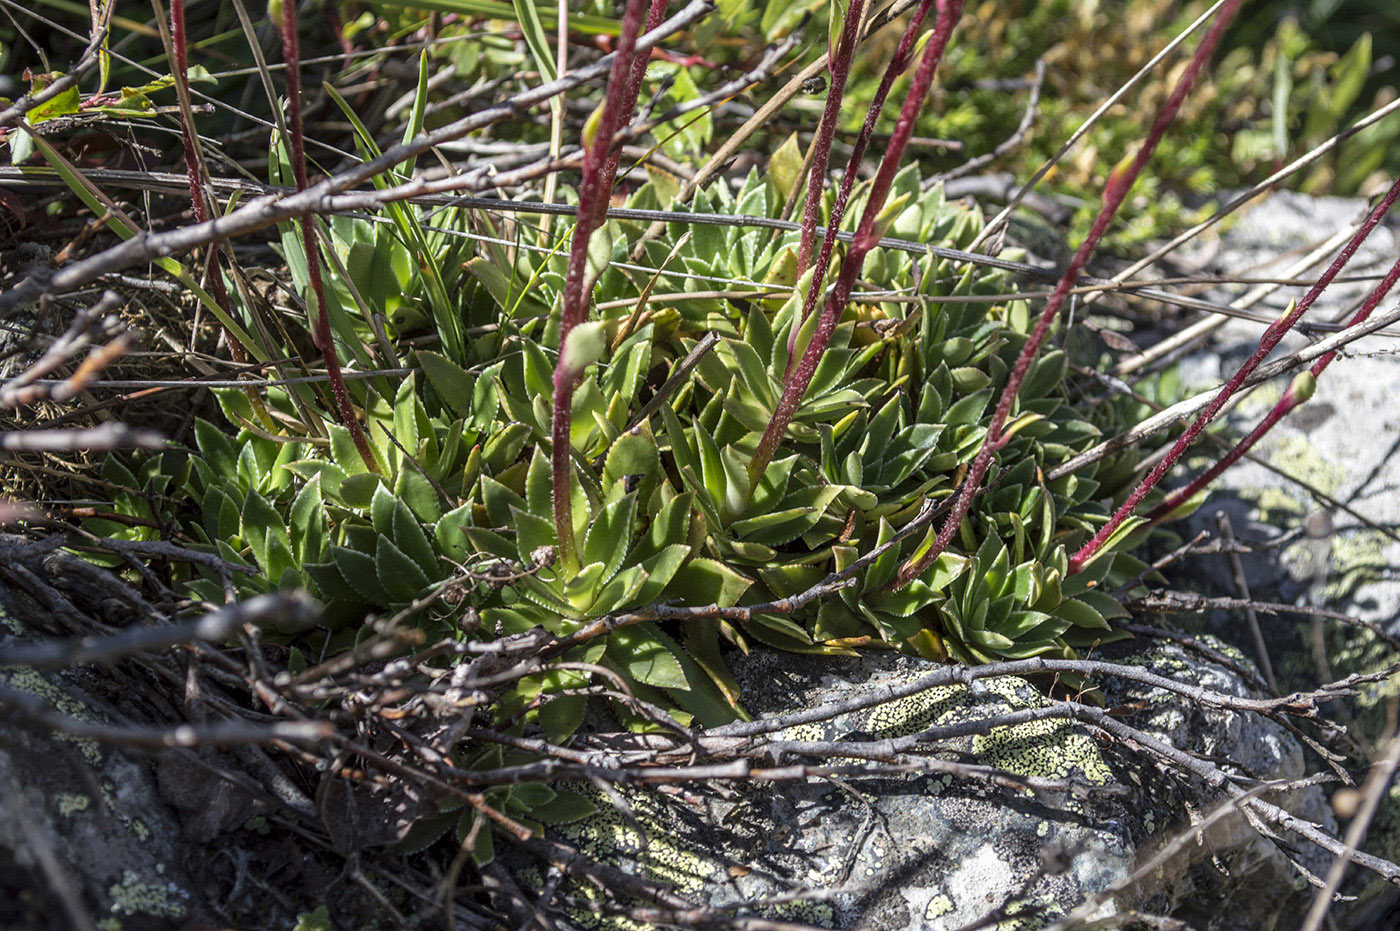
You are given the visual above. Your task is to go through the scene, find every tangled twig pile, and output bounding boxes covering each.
[2,0,1400,928]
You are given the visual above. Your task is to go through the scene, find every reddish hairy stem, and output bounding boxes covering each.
[1072,171,1400,572]
[1148,208,1400,524]
[594,0,669,225]
[890,0,1244,590]
[169,0,202,215]
[749,0,965,488]
[276,0,377,472]
[786,0,937,364]
[825,0,938,256]
[551,0,650,570]
[169,0,243,365]
[795,0,867,273]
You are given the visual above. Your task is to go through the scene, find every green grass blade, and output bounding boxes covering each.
[363,0,619,35]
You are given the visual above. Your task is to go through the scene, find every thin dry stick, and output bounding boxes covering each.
[1049,296,1400,479]
[0,683,333,749]
[1150,245,1400,522]
[1299,725,1400,931]
[937,58,1045,182]
[967,0,1229,251]
[1215,511,1276,692]
[0,422,164,451]
[13,807,98,931]
[0,0,715,315]
[0,592,318,670]
[1118,222,1358,380]
[0,19,108,130]
[1112,92,1400,377]
[538,0,569,226]
[1039,784,1279,931]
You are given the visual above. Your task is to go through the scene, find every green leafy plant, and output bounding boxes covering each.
[97,154,1170,712]
[87,0,1238,756]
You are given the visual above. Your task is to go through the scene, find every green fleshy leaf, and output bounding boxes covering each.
[375,536,432,603]
[607,622,687,690]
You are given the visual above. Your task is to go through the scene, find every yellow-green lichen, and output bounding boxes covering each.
[971,681,1113,785]
[0,667,102,765]
[532,668,1119,929]
[925,893,954,920]
[1262,432,1343,497]
[96,918,122,931]
[861,683,964,737]
[95,781,155,843]
[1319,529,1390,601]
[1251,486,1308,520]
[556,790,716,895]
[1225,430,1346,527]
[57,793,90,816]
[107,870,188,918]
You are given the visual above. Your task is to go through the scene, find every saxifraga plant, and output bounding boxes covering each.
[91,0,1342,748]
[97,147,1166,723]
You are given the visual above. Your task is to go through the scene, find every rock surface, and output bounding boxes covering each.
[1164,189,1400,926]
[1172,189,1400,621]
[0,585,201,930]
[530,640,1330,930]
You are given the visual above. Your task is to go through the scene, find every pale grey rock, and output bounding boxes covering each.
[1149,188,1400,928]
[0,584,201,929]
[540,640,1329,930]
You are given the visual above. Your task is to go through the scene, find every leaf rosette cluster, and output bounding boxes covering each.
[96,163,1164,730]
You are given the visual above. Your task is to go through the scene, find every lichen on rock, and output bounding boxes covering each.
[513,641,1321,930]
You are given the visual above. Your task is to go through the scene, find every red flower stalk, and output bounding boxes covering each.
[787,0,938,366]
[1137,177,1400,525]
[552,0,651,572]
[890,0,1244,591]
[795,0,868,273]
[169,0,243,365]
[749,0,965,488]
[274,0,377,473]
[592,0,670,226]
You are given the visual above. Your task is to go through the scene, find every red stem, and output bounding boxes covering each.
[750,0,965,488]
[551,0,650,570]
[787,0,937,363]
[277,0,377,473]
[1147,201,1400,524]
[170,0,202,217]
[1072,172,1400,571]
[170,0,243,364]
[795,0,868,273]
[593,0,669,225]
[890,0,1244,590]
